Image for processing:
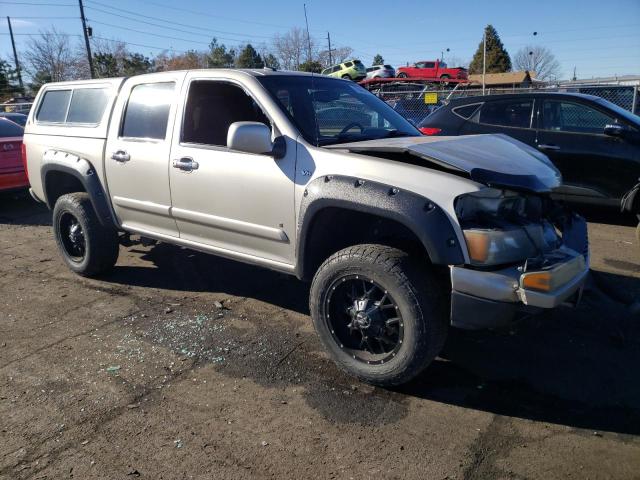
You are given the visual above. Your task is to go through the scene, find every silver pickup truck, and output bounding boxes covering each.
[23,69,589,386]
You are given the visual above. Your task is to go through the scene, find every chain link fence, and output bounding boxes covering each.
[373,83,640,126]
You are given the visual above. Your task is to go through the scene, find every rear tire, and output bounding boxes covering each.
[310,244,448,386]
[341,74,352,80]
[53,192,119,277]
[397,72,408,78]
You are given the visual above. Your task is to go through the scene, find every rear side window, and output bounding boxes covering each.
[121,82,175,140]
[66,88,109,124]
[0,118,24,137]
[36,90,72,122]
[344,61,353,68]
[453,103,481,119]
[479,99,533,128]
[384,65,393,69]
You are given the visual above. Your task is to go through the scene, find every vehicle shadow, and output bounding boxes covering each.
[400,274,640,435]
[107,242,311,314]
[0,191,51,227]
[109,242,640,435]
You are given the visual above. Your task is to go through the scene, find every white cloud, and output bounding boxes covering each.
[10,19,36,28]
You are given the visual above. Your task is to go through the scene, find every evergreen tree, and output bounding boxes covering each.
[263,53,280,69]
[373,54,384,65]
[207,38,235,68]
[0,60,20,100]
[468,25,512,74]
[235,44,264,68]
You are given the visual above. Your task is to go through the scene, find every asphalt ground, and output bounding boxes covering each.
[1,192,639,480]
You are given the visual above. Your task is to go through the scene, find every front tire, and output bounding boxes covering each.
[341,74,352,80]
[53,192,119,277]
[310,244,448,386]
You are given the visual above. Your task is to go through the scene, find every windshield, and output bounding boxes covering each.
[257,75,420,146]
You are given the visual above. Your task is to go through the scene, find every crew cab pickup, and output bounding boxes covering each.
[396,60,468,80]
[24,69,588,386]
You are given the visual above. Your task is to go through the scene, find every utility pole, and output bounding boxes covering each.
[327,32,333,65]
[78,0,94,78]
[6,17,24,93]
[482,29,486,95]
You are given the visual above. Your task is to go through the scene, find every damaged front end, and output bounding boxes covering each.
[450,188,589,330]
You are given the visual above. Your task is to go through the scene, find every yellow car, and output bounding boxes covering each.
[321,60,366,81]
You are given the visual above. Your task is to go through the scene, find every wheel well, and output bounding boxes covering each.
[44,170,86,207]
[300,207,432,281]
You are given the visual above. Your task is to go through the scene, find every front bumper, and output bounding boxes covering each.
[450,215,589,330]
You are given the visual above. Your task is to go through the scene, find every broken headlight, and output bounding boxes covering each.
[455,189,561,267]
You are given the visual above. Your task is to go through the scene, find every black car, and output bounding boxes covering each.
[419,92,640,211]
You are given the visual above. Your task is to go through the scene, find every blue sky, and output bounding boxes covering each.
[1,0,639,80]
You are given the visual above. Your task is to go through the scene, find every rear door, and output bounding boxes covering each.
[460,97,537,145]
[105,72,186,237]
[537,98,638,203]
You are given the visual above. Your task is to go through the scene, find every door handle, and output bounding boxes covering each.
[538,144,560,151]
[172,157,199,171]
[111,150,130,162]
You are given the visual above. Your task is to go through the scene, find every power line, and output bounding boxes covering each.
[84,1,274,40]
[86,19,212,46]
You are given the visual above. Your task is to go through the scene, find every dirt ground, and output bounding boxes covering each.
[1,192,639,480]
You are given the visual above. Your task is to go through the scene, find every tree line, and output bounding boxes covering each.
[1,24,560,101]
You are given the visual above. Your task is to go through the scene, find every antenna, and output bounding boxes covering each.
[303,3,320,147]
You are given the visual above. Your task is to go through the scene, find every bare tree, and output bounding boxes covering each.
[24,27,85,82]
[513,45,561,81]
[272,27,315,70]
[317,46,353,68]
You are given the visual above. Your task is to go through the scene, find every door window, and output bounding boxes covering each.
[478,99,533,128]
[424,62,435,68]
[181,81,271,147]
[541,100,615,134]
[121,82,175,140]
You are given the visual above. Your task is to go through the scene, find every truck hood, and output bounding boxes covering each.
[325,134,562,193]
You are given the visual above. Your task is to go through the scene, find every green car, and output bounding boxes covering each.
[321,60,366,81]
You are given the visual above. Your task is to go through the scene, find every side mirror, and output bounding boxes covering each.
[604,124,626,137]
[227,121,285,158]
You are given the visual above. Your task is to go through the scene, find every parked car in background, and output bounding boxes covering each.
[0,112,28,127]
[397,60,467,80]
[419,92,640,213]
[321,59,367,80]
[0,117,27,192]
[365,64,395,79]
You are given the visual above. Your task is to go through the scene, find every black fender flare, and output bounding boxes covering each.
[40,150,116,227]
[295,175,465,279]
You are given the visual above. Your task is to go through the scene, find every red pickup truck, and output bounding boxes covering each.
[396,60,467,80]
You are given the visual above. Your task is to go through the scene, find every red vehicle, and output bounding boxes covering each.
[0,118,28,192]
[396,60,467,81]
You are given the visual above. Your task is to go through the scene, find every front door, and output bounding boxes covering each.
[536,98,638,203]
[168,77,296,267]
[105,72,185,237]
